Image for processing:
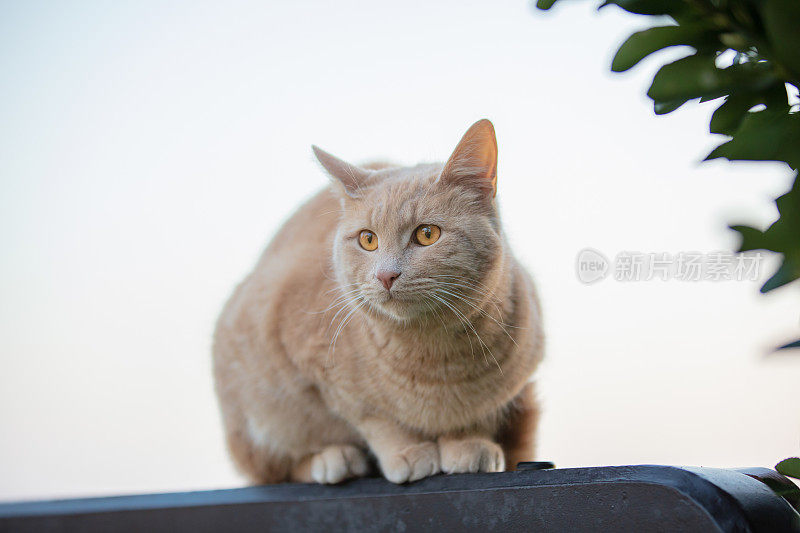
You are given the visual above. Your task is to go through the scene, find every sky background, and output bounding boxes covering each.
[1,0,798,501]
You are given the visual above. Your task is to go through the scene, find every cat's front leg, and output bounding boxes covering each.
[437,435,505,474]
[291,444,371,484]
[356,418,440,484]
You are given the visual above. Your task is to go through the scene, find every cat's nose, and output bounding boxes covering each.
[376,270,401,291]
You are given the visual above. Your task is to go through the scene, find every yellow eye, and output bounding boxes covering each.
[414,224,441,246]
[359,230,378,251]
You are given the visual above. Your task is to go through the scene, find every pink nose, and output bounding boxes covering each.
[376,270,401,291]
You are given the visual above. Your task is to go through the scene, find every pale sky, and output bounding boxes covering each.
[1,0,798,501]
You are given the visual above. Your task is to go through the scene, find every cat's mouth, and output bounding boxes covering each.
[381,290,400,303]
[369,293,419,322]
[372,289,416,311]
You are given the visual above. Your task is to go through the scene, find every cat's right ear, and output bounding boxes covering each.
[312,145,372,198]
[439,119,498,199]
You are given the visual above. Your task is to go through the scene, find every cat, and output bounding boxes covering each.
[213,119,544,484]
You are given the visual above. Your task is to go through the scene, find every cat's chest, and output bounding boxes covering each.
[354,334,511,433]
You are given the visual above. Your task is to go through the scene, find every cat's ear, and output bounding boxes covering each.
[312,145,372,198]
[439,119,498,198]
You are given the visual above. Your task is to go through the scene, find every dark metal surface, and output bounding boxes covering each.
[734,467,800,513]
[515,461,555,471]
[1,465,799,532]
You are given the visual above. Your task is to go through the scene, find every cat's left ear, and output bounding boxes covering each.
[312,145,372,198]
[439,119,498,198]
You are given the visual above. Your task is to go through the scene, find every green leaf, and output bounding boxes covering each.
[600,0,683,16]
[729,224,769,252]
[730,174,800,293]
[654,99,688,115]
[729,175,800,294]
[710,86,789,136]
[762,83,790,111]
[776,458,800,479]
[536,0,558,10]
[777,339,800,350]
[761,0,800,80]
[612,24,716,73]
[648,55,779,103]
[699,94,725,103]
[706,110,800,168]
[761,256,800,293]
[773,173,800,232]
[710,94,758,135]
[648,55,717,101]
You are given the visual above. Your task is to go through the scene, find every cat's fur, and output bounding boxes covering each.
[213,120,544,484]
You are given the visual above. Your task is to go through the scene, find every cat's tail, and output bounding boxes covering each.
[497,381,540,471]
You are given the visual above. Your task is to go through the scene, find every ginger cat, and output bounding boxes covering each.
[213,119,544,484]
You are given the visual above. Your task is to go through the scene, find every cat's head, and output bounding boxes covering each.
[315,119,504,323]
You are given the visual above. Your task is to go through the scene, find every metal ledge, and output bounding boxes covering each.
[1,465,799,532]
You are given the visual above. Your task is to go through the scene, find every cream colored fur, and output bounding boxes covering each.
[213,120,544,484]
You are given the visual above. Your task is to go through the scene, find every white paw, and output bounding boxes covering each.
[379,441,440,484]
[310,445,370,484]
[439,438,505,474]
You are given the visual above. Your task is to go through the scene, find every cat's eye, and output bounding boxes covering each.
[414,224,441,246]
[359,230,378,251]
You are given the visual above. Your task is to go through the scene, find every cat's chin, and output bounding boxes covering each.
[369,294,425,323]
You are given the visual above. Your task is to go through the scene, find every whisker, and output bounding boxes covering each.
[421,295,448,332]
[306,287,363,315]
[326,296,365,367]
[426,276,524,329]
[425,277,503,312]
[434,289,503,375]
[435,287,518,348]
[429,293,476,361]
[326,293,361,333]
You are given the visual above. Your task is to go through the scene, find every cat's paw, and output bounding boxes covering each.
[379,441,440,484]
[310,445,370,484]
[439,437,505,474]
